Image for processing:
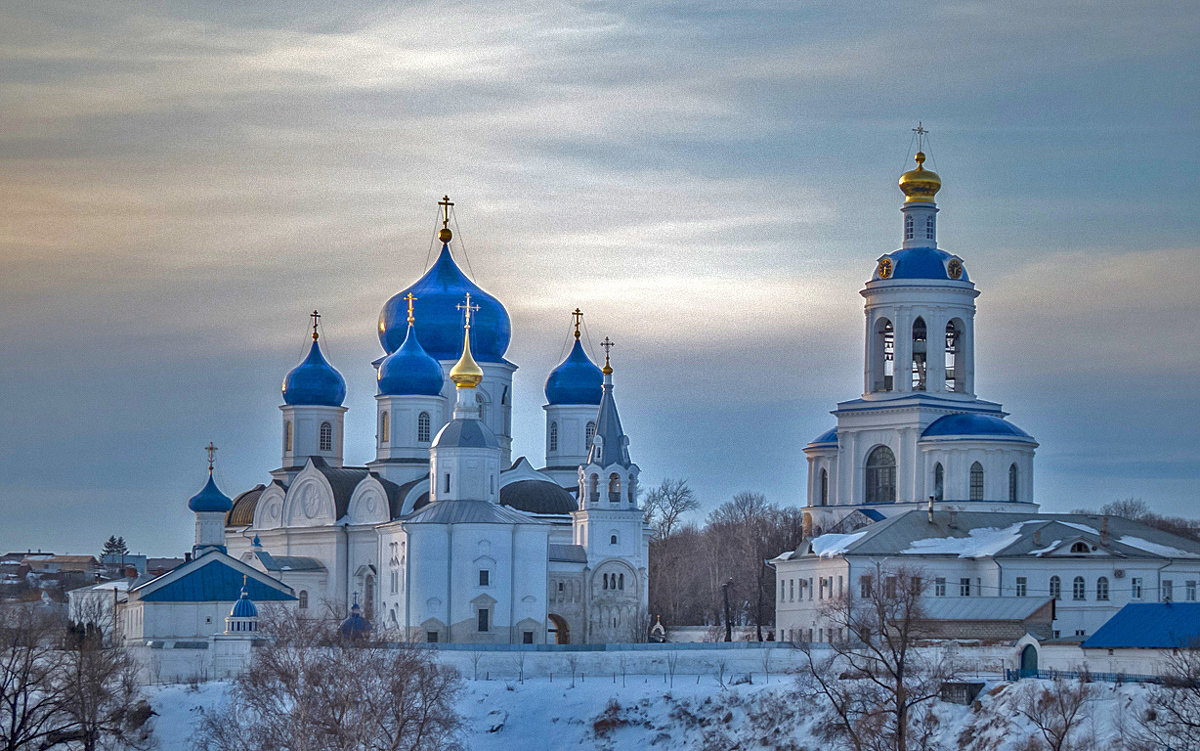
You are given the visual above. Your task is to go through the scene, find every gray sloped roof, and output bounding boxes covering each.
[548,544,587,563]
[309,457,369,520]
[586,380,631,468]
[403,500,542,525]
[432,418,498,450]
[920,597,1054,622]
[254,552,326,572]
[500,480,577,515]
[798,510,1200,561]
[391,474,429,519]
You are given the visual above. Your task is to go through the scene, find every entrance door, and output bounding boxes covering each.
[1019,644,1038,677]
[548,613,570,645]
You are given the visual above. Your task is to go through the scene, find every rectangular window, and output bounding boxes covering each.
[808,578,814,600]
[838,576,844,597]
[861,575,873,598]
[444,474,451,493]
[477,608,489,632]
[479,569,490,587]
[427,631,438,643]
[523,631,534,644]
[789,579,795,602]
[1132,578,1143,599]
[935,577,946,597]
[1187,581,1196,601]
[959,578,971,597]
[1075,629,1086,637]
[1163,580,1174,602]
[558,581,564,592]
[885,576,897,599]
[1016,577,1027,597]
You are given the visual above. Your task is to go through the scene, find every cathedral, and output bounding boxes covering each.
[205,200,648,645]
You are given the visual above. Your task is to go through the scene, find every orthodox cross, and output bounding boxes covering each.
[205,442,218,473]
[405,292,417,325]
[457,293,480,328]
[600,336,614,367]
[912,122,928,152]
[310,310,321,340]
[438,195,454,230]
[571,308,583,339]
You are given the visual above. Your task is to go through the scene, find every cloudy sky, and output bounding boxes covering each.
[1,1,1197,556]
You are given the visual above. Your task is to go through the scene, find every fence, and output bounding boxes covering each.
[1005,668,1161,684]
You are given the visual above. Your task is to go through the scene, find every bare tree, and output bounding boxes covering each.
[198,608,462,751]
[798,564,956,751]
[1014,677,1094,751]
[0,606,69,751]
[1135,642,1200,749]
[642,479,700,540]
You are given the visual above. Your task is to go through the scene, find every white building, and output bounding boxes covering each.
[221,204,650,644]
[773,148,1200,643]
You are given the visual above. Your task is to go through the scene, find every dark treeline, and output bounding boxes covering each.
[644,480,804,639]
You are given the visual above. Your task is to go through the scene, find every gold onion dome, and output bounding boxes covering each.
[449,327,484,388]
[899,152,941,204]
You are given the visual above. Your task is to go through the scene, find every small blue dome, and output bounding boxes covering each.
[922,413,1032,440]
[282,339,346,406]
[379,245,511,362]
[339,601,372,639]
[811,426,838,444]
[876,247,969,282]
[545,339,603,405]
[188,474,233,513]
[230,587,257,618]
[378,323,445,396]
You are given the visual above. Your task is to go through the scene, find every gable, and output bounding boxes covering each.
[137,556,295,603]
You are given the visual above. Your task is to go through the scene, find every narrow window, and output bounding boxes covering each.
[418,412,431,443]
[618,573,625,590]
[1096,577,1109,601]
[549,421,558,452]
[589,474,599,503]
[1163,580,1174,602]
[299,590,308,609]
[789,579,795,601]
[969,462,984,501]
[1072,576,1085,601]
[284,420,293,452]
[603,574,609,590]
[1008,463,1019,502]
[477,608,489,632]
[925,214,935,240]
[959,578,971,597]
[610,534,617,545]
[1049,576,1061,599]
[319,422,333,451]
[911,317,927,391]
[586,422,596,447]
[1188,581,1197,601]
[944,320,962,392]
[443,474,451,493]
[865,446,897,503]
[933,463,944,501]
[478,569,489,587]
[819,469,829,506]
[1132,578,1143,599]
[1016,577,1027,597]
[380,411,390,444]
[904,214,914,240]
[935,577,946,596]
[860,575,872,598]
[874,318,895,392]
[608,473,621,502]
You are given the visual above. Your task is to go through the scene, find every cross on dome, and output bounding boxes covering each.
[310,310,321,341]
[405,292,417,325]
[912,122,928,152]
[600,336,615,374]
[457,293,480,328]
[572,308,583,339]
[438,195,454,243]
[205,442,218,473]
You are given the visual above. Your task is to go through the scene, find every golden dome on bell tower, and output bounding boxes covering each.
[899,151,941,204]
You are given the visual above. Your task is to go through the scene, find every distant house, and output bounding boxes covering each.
[24,555,98,574]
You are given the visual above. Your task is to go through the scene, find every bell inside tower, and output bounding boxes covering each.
[911,317,927,391]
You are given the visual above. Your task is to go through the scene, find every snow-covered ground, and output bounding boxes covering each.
[145,672,1155,750]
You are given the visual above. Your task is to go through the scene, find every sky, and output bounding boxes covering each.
[1,1,1197,556]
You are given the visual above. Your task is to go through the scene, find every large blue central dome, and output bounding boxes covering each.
[379,245,511,362]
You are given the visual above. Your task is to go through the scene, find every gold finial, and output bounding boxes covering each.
[405,292,417,325]
[600,336,614,375]
[310,310,321,341]
[437,195,454,243]
[571,308,583,340]
[243,574,247,587]
[205,442,218,473]
[899,124,941,204]
[449,293,484,388]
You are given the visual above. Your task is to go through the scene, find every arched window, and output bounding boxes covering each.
[549,421,558,453]
[618,573,625,590]
[1008,463,1019,502]
[1072,576,1086,601]
[417,412,431,443]
[1049,576,1061,600]
[589,474,599,503]
[1070,541,1090,554]
[911,317,927,391]
[298,590,309,609]
[944,320,963,392]
[319,422,333,451]
[1097,577,1109,601]
[904,214,914,240]
[873,319,895,392]
[603,574,609,590]
[865,446,896,503]
[933,462,944,501]
[380,411,390,444]
[608,473,621,502]
[586,422,596,447]
[284,420,293,453]
[969,462,984,501]
[610,534,618,545]
[819,469,829,506]
[925,215,935,240]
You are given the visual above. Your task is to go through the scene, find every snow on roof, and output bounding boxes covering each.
[901,521,1034,559]
[1028,539,1062,557]
[811,531,869,558]
[1117,535,1200,559]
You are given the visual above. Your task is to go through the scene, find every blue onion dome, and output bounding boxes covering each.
[922,413,1034,440]
[230,586,257,618]
[339,598,373,639]
[378,244,511,361]
[545,338,603,405]
[873,247,969,282]
[188,473,233,513]
[282,336,346,407]
[378,323,445,396]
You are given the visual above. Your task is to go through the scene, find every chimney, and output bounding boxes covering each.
[184,552,192,563]
[1033,529,1041,546]
[947,509,958,529]
[1101,516,1109,545]
[927,496,935,524]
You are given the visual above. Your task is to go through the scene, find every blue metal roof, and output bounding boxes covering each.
[378,244,511,362]
[811,426,838,444]
[229,587,258,618]
[1083,603,1200,649]
[877,246,969,282]
[187,474,233,513]
[139,558,295,603]
[545,339,603,405]
[282,338,346,406]
[377,322,445,396]
[922,413,1033,440]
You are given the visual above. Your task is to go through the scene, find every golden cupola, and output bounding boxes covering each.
[899,152,941,204]
[449,294,485,389]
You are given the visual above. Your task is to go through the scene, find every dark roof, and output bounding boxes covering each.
[370,473,404,519]
[548,544,588,563]
[390,474,429,519]
[500,480,577,515]
[432,418,499,450]
[227,484,266,527]
[1084,603,1200,649]
[586,378,631,468]
[254,552,326,572]
[309,457,369,520]
[403,500,541,525]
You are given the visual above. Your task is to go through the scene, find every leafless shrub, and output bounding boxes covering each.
[1014,677,1095,751]
[1133,643,1200,749]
